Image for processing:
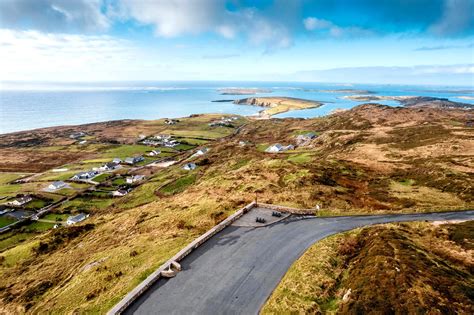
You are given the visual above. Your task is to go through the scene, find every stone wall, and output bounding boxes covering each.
[256,202,316,215]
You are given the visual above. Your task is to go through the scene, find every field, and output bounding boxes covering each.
[0,106,472,313]
[263,221,474,314]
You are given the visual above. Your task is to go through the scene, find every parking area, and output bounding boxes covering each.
[232,206,290,227]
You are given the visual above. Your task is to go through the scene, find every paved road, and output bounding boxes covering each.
[125,210,474,315]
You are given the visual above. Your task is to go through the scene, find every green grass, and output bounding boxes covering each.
[399,179,415,186]
[112,177,126,186]
[24,221,56,232]
[231,159,250,170]
[42,214,69,222]
[287,153,313,164]
[60,197,114,212]
[24,199,49,210]
[0,231,36,252]
[101,145,151,159]
[0,183,23,196]
[173,144,196,151]
[160,174,197,195]
[0,173,30,185]
[256,143,269,152]
[93,174,112,183]
[117,182,161,210]
[0,216,17,228]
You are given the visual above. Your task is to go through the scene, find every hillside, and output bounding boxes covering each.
[263,220,474,314]
[0,104,473,313]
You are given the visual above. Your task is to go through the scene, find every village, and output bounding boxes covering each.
[0,115,318,240]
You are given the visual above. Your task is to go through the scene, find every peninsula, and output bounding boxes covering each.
[233,96,322,118]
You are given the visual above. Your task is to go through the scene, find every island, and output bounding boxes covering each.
[343,95,474,109]
[233,97,322,118]
[315,89,375,94]
[218,88,272,95]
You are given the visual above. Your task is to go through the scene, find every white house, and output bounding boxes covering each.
[48,181,67,191]
[66,213,89,225]
[8,195,33,206]
[191,147,209,158]
[183,163,197,171]
[71,170,98,181]
[112,158,122,164]
[126,175,145,184]
[112,189,130,197]
[148,150,161,157]
[265,143,294,153]
[124,156,145,165]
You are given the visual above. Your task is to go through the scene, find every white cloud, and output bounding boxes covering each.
[119,0,292,50]
[303,17,332,31]
[0,29,134,81]
[0,0,109,32]
[429,0,474,36]
[303,16,374,38]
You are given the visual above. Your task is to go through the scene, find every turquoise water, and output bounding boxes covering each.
[1,81,472,134]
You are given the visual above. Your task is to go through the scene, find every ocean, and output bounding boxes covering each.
[1,81,473,134]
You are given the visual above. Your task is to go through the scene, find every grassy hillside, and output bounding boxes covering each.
[0,105,472,313]
[263,220,474,314]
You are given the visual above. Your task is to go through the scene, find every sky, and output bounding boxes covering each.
[0,0,473,85]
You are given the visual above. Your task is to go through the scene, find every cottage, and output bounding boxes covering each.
[66,213,88,225]
[71,170,98,181]
[112,158,122,164]
[148,150,161,157]
[126,175,145,184]
[183,163,197,171]
[296,132,317,146]
[265,144,294,153]
[8,195,33,206]
[191,147,209,158]
[69,132,86,139]
[124,156,145,165]
[165,119,179,125]
[112,189,130,197]
[100,162,119,171]
[48,181,67,191]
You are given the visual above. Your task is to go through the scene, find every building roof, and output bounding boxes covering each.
[67,213,87,223]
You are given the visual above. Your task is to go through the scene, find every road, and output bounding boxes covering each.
[125,209,473,315]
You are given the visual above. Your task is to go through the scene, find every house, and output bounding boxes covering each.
[239,140,251,147]
[66,213,88,225]
[165,119,179,125]
[100,162,119,171]
[126,175,145,184]
[148,150,161,157]
[112,158,122,164]
[48,181,67,191]
[191,147,209,158]
[112,188,131,197]
[124,156,145,165]
[71,170,98,181]
[265,144,294,153]
[183,163,197,171]
[78,140,87,145]
[296,132,317,146]
[69,132,86,139]
[8,195,33,206]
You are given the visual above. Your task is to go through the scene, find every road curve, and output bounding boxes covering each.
[125,210,474,315]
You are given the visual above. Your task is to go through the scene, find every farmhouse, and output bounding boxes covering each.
[265,144,294,153]
[124,156,145,165]
[296,132,317,145]
[126,175,145,184]
[165,119,179,125]
[48,181,67,191]
[183,163,197,171]
[8,195,33,206]
[66,213,88,225]
[148,150,161,156]
[100,162,119,171]
[69,132,86,139]
[112,188,131,197]
[112,158,122,164]
[71,170,98,181]
[191,147,209,158]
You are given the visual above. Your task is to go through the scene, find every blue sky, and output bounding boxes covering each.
[0,0,473,85]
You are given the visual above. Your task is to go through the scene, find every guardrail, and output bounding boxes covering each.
[256,202,317,215]
[107,201,257,315]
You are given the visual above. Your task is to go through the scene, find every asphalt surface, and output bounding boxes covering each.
[125,210,474,315]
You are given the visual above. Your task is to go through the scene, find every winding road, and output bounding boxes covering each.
[124,208,474,315]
